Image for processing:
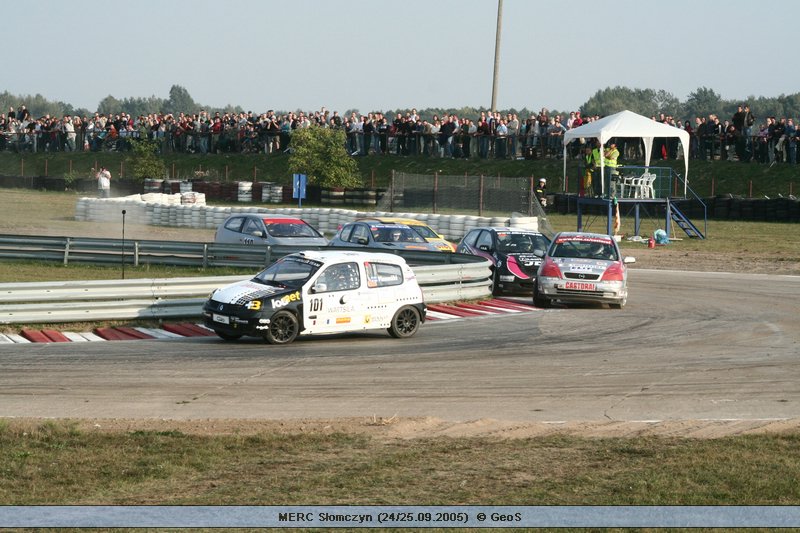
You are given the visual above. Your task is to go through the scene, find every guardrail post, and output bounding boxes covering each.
[134,241,140,267]
[63,238,71,266]
[265,245,272,266]
[203,244,208,268]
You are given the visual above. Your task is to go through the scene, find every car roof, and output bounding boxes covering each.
[288,250,409,265]
[225,213,299,220]
[354,222,413,229]
[358,217,427,226]
[473,226,544,234]
[554,231,613,240]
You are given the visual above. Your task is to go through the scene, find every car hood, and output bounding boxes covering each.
[504,252,542,278]
[551,257,616,275]
[211,279,295,306]
[266,236,329,246]
[377,241,441,251]
[427,238,456,252]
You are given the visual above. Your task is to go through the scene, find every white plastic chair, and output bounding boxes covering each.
[639,173,657,198]
[621,174,641,198]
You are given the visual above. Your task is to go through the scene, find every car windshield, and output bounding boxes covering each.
[409,225,437,239]
[551,239,618,261]
[253,256,322,288]
[496,232,549,253]
[264,219,321,238]
[372,226,426,243]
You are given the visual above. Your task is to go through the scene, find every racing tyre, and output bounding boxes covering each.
[609,298,626,310]
[532,284,551,308]
[491,271,502,296]
[264,311,299,345]
[215,331,242,341]
[388,306,421,339]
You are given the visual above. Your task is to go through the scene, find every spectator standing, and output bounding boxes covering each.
[732,104,746,160]
[507,113,519,157]
[743,104,755,160]
[785,118,797,164]
[96,166,111,198]
[63,116,76,151]
[494,119,508,159]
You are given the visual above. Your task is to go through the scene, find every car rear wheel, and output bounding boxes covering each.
[215,331,242,341]
[264,311,299,345]
[388,306,421,338]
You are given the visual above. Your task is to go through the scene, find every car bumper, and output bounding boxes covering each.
[202,302,267,337]
[537,278,627,305]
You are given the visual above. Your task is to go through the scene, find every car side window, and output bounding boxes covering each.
[349,224,370,243]
[476,230,494,250]
[461,230,479,248]
[338,224,354,242]
[315,262,360,292]
[224,217,245,233]
[364,262,403,288]
[242,218,262,235]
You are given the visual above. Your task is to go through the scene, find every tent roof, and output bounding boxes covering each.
[561,109,690,190]
[563,110,689,146]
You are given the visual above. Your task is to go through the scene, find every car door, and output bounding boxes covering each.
[303,261,367,334]
[346,223,371,247]
[240,216,267,245]
[217,216,246,243]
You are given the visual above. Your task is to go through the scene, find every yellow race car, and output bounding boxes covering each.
[357,217,456,252]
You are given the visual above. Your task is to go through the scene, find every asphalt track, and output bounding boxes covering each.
[1,269,798,424]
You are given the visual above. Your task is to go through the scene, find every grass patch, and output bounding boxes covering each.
[0,421,799,505]
[0,258,251,283]
[1,151,798,198]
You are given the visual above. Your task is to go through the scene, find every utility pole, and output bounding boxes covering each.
[490,0,503,113]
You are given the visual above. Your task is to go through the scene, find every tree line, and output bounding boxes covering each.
[3,84,800,124]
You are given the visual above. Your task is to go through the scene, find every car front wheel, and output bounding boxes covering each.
[215,331,242,341]
[264,311,299,345]
[532,283,551,308]
[388,306,421,338]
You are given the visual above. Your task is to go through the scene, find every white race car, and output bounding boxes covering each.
[203,250,426,344]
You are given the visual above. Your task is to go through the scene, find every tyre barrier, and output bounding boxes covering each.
[551,194,800,222]
[74,197,545,240]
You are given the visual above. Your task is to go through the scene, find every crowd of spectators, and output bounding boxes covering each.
[1,102,798,165]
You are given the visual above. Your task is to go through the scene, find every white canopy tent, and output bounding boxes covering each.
[561,110,690,196]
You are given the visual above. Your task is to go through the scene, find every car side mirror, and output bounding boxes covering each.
[249,230,263,238]
[478,244,491,252]
[311,283,327,293]
[356,237,369,245]
[623,256,636,264]
[533,249,545,257]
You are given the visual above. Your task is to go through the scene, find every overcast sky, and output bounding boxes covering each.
[4,0,799,114]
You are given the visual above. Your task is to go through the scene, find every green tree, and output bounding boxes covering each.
[164,85,197,115]
[97,95,122,116]
[128,139,166,182]
[684,87,722,119]
[288,127,360,188]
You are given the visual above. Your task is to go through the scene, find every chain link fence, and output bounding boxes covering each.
[378,172,555,237]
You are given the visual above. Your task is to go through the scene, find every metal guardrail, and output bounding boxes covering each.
[0,234,484,269]
[0,262,492,325]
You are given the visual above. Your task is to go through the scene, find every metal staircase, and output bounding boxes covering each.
[670,204,705,239]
